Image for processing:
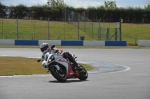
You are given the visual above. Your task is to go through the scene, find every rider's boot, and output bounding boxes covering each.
[72,61,82,72]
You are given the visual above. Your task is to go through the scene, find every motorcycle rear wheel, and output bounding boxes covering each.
[49,66,67,82]
[77,65,88,81]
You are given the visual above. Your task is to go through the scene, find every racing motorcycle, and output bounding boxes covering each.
[37,45,88,82]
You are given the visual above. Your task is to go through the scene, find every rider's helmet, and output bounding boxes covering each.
[40,43,49,53]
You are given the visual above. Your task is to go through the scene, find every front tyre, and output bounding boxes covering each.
[49,66,67,82]
[78,65,88,81]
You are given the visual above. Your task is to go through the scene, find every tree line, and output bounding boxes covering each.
[0,1,150,23]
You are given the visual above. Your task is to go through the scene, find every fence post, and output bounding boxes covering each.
[16,17,18,40]
[64,8,66,40]
[92,20,93,37]
[98,18,101,40]
[119,18,122,41]
[48,17,50,40]
[78,14,80,40]
[34,21,35,40]
[115,28,118,40]
[1,17,3,39]
[106,28,109,40]
[84,20,86,32]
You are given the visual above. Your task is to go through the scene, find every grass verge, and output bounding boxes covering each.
[0,56,94,76]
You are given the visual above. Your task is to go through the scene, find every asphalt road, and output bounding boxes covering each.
[0,48,150,99]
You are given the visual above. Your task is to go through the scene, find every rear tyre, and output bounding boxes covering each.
[77,65,88,81]
[49,66,67,82]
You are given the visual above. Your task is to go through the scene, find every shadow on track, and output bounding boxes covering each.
[49,79,89,83]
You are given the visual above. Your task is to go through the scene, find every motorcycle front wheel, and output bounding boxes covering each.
[77,65,88,81]
[49,65,67,82]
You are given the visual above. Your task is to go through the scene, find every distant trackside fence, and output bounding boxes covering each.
[0,8,122,41]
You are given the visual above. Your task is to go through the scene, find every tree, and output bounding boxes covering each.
[144,4,150,23]
[11,4,28,18]
[144,3,150,10]
[87,7,97,21]
[47,0,64,6]
[0,2,7,17]
[104,1,117,10]
[97,6,105,21]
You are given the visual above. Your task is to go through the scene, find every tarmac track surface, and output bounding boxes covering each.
[0,48,150,99]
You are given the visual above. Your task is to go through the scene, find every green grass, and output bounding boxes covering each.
[0,19,96,40]
[0,19,149,44]
[0,56,94,76]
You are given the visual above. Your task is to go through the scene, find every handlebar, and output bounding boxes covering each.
[51,45,55,50]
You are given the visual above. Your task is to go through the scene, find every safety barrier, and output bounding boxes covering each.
[138,40,150,46]
[15,40,38,46]
[0,39,14,45]
[105,41,127,46]
[61,41,83,46]
[0,39,127,46]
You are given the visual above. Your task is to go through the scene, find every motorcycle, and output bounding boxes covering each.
[37,45,88,82]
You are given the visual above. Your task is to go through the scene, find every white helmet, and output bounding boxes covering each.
[40,43,49,52]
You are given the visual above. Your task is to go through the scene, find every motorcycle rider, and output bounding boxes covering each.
[39,43,79,71]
